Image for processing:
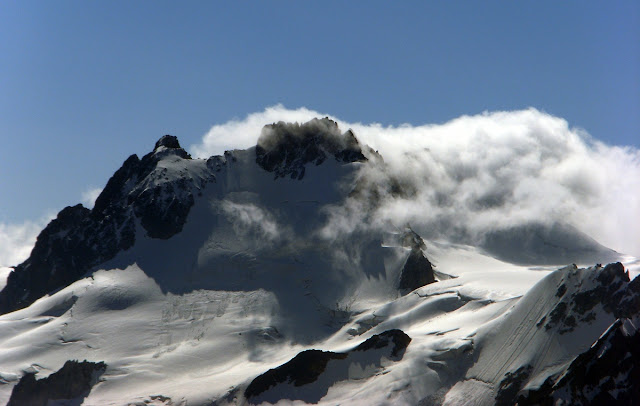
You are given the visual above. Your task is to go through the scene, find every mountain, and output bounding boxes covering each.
[0,118,637,405]
[517,314,640,405]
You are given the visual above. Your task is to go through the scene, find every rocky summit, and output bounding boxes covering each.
[0,135,209,314]
[256,117,367,179]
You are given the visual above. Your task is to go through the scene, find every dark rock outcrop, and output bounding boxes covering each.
[542,263,638,334]
[94,134,196,239]
[245,350,348,399]
[8,360,106,406]
[518,318,640,406]
[0,135,212,314]
[351,328,412,358]
[496,365,533,406]
[245,329,411,404]
[398,229,436,291]
[0,203,129,315]
[255,118,367,180]
[154,134,186,152]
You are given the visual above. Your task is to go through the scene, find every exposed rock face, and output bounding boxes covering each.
[7,360,106,406]
[93,134,196,239]
[255,118,367,180]
[398,229,436,291]
[469,261,640,405]
[0,136,213,314]
[518,317,640,405]
[496,365,533,406]
[541,262,638,334]
[154,134,186,152]
[351,328,412,358]
[0,203,129,315]
[245,350,348,399]
[245,329,411,404]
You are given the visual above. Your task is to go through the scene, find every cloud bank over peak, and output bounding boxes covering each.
[192,106,640,257]
[191,105,323,158]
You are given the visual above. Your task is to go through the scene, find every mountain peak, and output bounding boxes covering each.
[255,117,366,179]
[151,134,191,159]
[0,133,209,313]
[154,134,181,151]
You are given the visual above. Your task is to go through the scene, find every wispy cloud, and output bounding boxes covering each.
[81,187,103,209]
[190,104,321,157]
[193,106,640,257]
[0,215,52,268]
[220,200,282,242]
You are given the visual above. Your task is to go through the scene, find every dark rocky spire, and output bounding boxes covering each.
[255,117,366,180]
[154,134,182,151]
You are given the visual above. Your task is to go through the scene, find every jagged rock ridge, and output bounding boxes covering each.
[448,261,640,406]
[0,136,214,314]
[541,262,639,334]
[255,117,367,179]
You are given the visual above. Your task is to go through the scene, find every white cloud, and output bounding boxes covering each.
[0,215,52,268]
[81,187,103,209]
[190,104,324,158]
[220,200,282,241]
[193,106,640,257]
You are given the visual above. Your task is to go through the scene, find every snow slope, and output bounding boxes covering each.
[0,120,637,405]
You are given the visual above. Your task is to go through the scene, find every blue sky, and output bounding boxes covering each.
[1,1,638,227]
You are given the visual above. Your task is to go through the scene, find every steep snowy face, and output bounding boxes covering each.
[0,136,215,314]
[443,262,640,406]
[480,222,620,266]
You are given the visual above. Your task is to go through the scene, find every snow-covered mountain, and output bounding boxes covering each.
[0,118,637,405]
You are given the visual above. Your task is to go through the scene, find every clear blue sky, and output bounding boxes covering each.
[1,1,638,224]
